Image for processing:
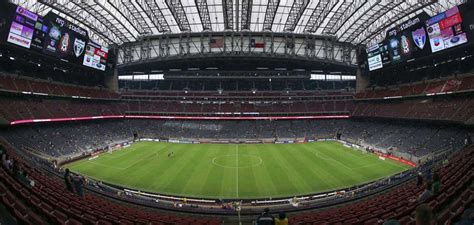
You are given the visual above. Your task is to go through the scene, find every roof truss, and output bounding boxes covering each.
[11,0,468,46]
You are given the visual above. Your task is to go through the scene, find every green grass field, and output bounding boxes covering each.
[66,141,411,199]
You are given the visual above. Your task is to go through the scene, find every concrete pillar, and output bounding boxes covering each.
[356,67,370,93]
[105,67,119,93]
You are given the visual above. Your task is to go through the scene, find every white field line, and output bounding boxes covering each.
[236,145,239,198]
[313,151,353,170]
[86,161,128,170]
[86,147,163,170]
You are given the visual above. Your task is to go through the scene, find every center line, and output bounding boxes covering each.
[236,145,239,198]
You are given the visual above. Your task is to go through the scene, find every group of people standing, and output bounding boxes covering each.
[1,150,34,188]
[64,168,85,197]
[256,208,289,225]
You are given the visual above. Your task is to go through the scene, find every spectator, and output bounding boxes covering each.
[275,212,288,225]
[431,173,441,194]
[64,168,73,192]
[383,219,401,225]
[418,182,433,202]
[73,175,85,197]
[256,208,274,225]
[425,168,432,181]
[416,171,423,186]
[16,170,34,188]
[2,153,12,172]
[415,204,433,225]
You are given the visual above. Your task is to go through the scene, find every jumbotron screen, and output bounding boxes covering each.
[426,6,468,53]
[367,5,471,72]
[5,5,107,71]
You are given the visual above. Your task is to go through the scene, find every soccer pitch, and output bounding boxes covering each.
[66,141,411,199]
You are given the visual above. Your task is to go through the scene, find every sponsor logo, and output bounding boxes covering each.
[426,12,446,26]
[399,17,420,31]
[412,27,427,49]
[55,17,66,27]
[427,23,441,37]
[49,25,61,40]
[430,37,445,53]
[68,24,87,37]
[7,33,32,48]
[74,38,85,57]
[95,49,108,59]
[59,33,70,53]
[401,35,411,55]
[16,6,38,21]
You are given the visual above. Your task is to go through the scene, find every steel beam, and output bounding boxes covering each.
[222,0,234,30]
[263,0,280,31]
[359,0,434,45]
[195,0,212,30]
[284,0,310,32]
[112,0,153,35]
[71,0,132,43]
[136,0,171,33]
[343,1,403,43]
[165,0,191,31]
[241,0,253,30]
[38,0,118,45]
[304,0,336,33]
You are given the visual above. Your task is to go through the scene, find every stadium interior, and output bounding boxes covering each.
[0,0,473,224]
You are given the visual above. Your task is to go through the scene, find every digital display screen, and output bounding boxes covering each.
[426,6,468,53]
[42,13,88,65]
[7,6,38,49]
[366,4,471,72]
[83,41,108,71]
[4,4,108,72]
[366,43,383,71]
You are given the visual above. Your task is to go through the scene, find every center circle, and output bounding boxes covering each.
[212,154,263,168]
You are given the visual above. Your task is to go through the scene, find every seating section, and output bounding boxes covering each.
[290,146,473,224]
[0,152,222,225]
[355,76,474,99]
[353,96,474,123]
[0,97,353,122]
[1,119,467,159]
[0,141,471,225]
[0,74,119,99]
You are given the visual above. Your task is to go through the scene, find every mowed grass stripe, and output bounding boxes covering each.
[66,141,411,199]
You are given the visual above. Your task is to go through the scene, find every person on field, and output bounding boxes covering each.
[256,208,274,225]
[275,212,288,225]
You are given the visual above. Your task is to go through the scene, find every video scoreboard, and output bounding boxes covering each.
[367,4,473,72]
[3,4,108,71]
